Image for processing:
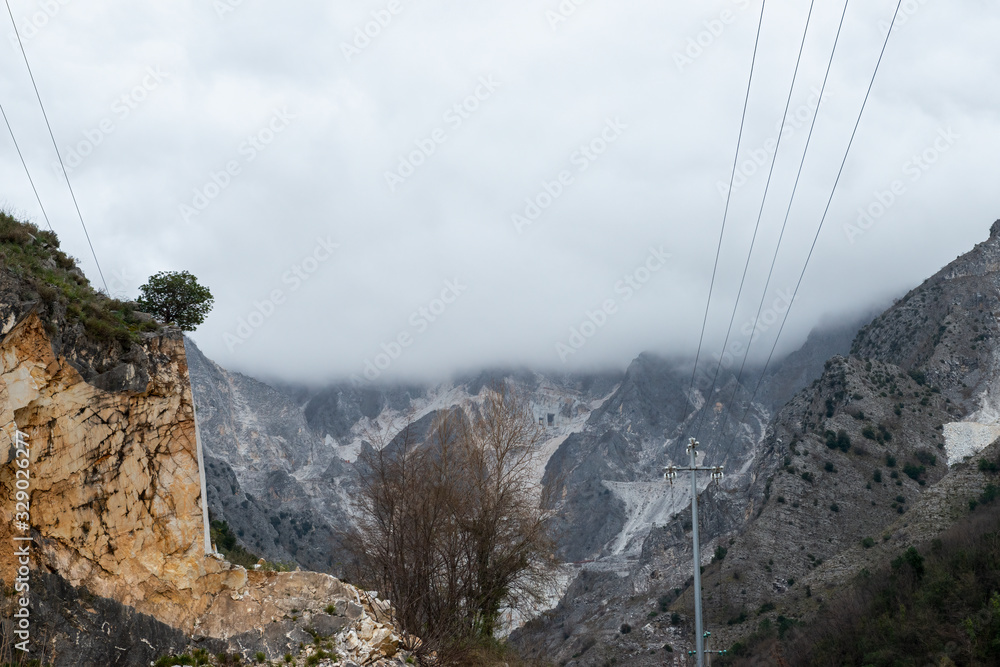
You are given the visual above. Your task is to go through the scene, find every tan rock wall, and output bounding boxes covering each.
[0,312,232,631]
[0,312,397,655]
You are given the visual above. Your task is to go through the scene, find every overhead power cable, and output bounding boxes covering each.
[721,0,905,458]
[715,0,852,459]
[0,101,54,231]
[5,0,109,294]
[692,0,817,444]
[689,0,769,392]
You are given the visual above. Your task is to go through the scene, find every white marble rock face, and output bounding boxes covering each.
[943,421,1000,466]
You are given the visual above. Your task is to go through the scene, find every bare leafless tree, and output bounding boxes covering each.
[343,382,557,652]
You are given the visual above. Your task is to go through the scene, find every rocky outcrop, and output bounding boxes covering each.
[0,311,412,665]
[0,571,222,667]
[0,569,415,666]
[194,570,412,664]
[0,311,235,631]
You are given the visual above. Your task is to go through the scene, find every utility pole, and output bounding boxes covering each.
[664,438,723,667]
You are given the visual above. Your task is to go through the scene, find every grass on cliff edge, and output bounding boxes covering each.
[0,210,160,346]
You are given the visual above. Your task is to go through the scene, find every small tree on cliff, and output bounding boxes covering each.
[136,271,214,331]
[344,382,556,651]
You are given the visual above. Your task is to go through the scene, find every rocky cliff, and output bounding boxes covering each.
[0,216,415,666]
[0,311,233,631]
[0,308,414,665]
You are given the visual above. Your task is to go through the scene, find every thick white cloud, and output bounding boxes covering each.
[0,0,996,383]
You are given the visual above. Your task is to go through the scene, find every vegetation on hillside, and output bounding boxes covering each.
[0,210,160,345]
[209,519,291,572]
[722,455,1000,666]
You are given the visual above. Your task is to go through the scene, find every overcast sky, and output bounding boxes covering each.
[1,0,997,385]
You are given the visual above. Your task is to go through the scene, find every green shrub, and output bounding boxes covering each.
[154,656,194,667]
[209,519,262,568]
[982,483,999,506]
[837,430,851,452]
[0,213,35,244]
[757,602,775,615]
[727,611,748,625]
[891,546,925,579]
[777,615,797,639]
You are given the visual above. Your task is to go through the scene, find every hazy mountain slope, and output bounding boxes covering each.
[760,314,870,408]
[186,340,627,574]
[511,333,859,664]
[686,220,1000,657]
[303,383,426,441]
[512,224,1000,665]
[185,339,350,571]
